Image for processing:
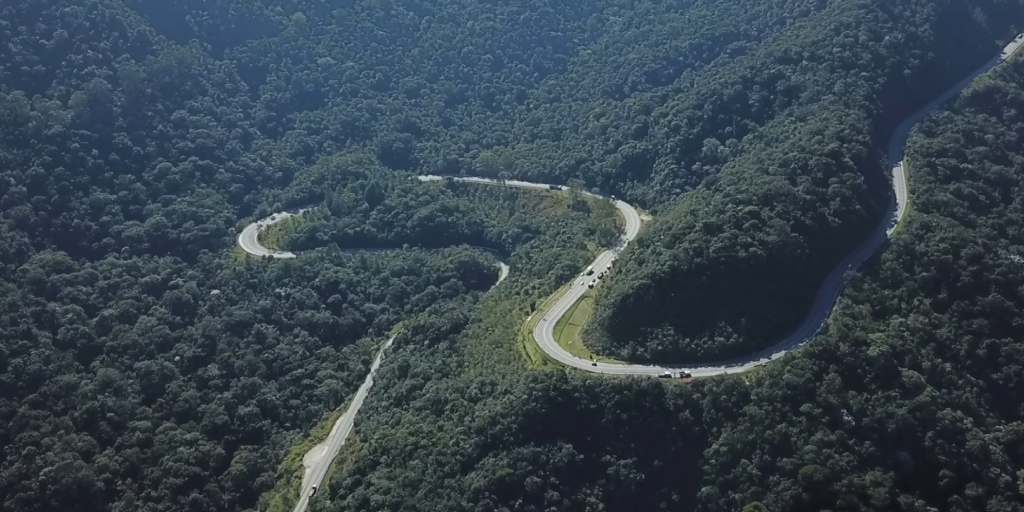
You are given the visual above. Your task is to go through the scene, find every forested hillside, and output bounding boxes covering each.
[277,169,620,255]
[694,53,1024,512]
[583,0,1021,363]
[321,54,1024,512]
[3,0,1024,511]
[52,0,1022,364]
[0,3,613,506]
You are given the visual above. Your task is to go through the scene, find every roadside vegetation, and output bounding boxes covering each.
[257,214,311,252]
[271,165,620,257]
[518,281,572,369]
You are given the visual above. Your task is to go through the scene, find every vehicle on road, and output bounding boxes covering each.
[309,485,318,497]
[549,184,561,190]
[680,371,692,378]
[588,280,596,289]
[658,371,673,378]
[584,266,594,276]
[591,362,597,367]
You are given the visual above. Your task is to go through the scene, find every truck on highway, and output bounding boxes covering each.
[584,266,594,276]
[657,371,693,379]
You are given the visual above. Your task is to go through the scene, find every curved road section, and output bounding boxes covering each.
[237,210,308,259]
[532,37,1023,376]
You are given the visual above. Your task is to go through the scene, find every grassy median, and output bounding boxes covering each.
[552,291,624,364]
[519,280,627,367]
[517,281,572,369]
[258,214,308,251]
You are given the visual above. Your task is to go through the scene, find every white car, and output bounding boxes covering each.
[309,485,318,497]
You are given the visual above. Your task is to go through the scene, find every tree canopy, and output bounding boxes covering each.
[2,0,1024,511]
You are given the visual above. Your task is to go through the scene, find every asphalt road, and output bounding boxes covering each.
[530,39,1023,376]
[292,335,394,512]
[236,210,306,259]
[238,38,1022,510]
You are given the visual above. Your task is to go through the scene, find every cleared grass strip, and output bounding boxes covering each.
[552,292,624,364]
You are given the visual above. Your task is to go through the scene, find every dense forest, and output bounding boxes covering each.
[3,0,1024,511]
[694,54,1024,512]
[0,2,613,504]
[582,0,1021,363]
[275,167,620,255]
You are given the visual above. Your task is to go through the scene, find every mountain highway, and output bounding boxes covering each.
[530,36,1024,376]
[237,37,1023,510]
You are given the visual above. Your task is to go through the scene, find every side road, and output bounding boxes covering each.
[289,263,510,512]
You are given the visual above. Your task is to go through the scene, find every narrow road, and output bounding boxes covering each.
[530,37,1024,376]
[237,37,1024,510]
[285,265,511,512]
[292,335,395,512]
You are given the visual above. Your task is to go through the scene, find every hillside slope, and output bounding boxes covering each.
[585,0,1021,363]
[324,54,1024,512]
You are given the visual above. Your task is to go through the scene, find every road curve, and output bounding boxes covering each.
[240,39,1022,377]
[529,37,1024,376]
[237,209,308,259]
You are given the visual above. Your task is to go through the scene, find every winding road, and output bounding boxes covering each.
[238,36,1023,511]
